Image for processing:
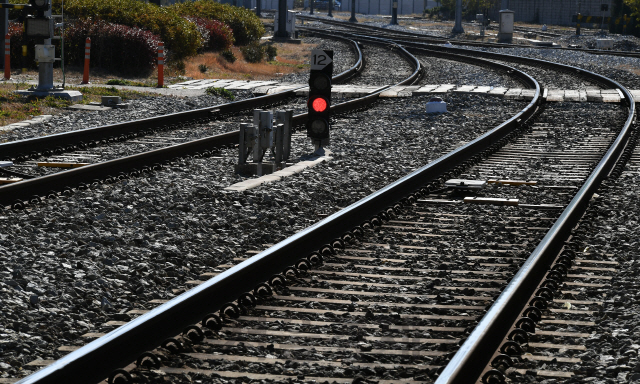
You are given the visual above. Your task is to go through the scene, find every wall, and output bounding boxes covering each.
[489,0,613,26]
[339,0,439,15]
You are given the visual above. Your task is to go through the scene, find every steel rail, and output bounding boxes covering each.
[292,29,424,127]
[300,27,536,89]
[0,37,408,208]
[298,15,640,58]
[0,37,362,161]
[0,132,237,207]
[0,37,410,207]
[14,41,540,384]
[435,66,636,384]
[317,26,619,91]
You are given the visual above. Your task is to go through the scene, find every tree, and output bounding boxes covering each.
[623,0,638,19]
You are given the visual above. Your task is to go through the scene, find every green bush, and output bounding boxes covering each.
[221,49,237,63]
[265,44,277,61]
[56,0,201,59]
[64,19,160,76]
[205,87,235,100]
[170,60,186,75]
[172,0,265,45]
[241,42,264,63]
[186,16,235,51]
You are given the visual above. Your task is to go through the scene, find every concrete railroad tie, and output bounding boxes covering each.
[170,79,630,103]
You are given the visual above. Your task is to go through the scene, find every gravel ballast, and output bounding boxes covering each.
[1,22,639,383]
[0,90,528,380]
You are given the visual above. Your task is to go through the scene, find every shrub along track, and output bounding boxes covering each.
[6,25,635,384]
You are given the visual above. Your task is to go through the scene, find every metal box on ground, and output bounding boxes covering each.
[426,97,447,114]
[596,39,614,49]
[498,9,514,43]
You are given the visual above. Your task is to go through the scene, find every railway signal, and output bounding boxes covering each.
[307,49,333,144]
[0,0,82,100]
[25,1,52,39]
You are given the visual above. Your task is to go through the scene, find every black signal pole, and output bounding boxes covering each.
[349,0,357,22]
[391,0,398,24]
[328,0,333,17]
[0,0,6,70]
[310,0,314,14]
[276,0,288,37]
[256,0,261,17]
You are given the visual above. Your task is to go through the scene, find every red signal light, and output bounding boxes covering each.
[311,97,328,113]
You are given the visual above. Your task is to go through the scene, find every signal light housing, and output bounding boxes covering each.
[307,50,333,141]
[29,0,50,15]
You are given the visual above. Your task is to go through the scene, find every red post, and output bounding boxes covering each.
[157,42,164,88]
[4,34,10,80]
[82,37,91,84]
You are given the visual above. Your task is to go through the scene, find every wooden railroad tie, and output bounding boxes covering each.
[0,177,22,184]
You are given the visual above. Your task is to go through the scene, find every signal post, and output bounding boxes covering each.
[307,49,332,152]
[0,0,82,100]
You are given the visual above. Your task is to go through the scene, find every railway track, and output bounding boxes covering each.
[4,25,637,384]
[298,15,640,58]
[0,29,539,210]
[0,36,381,208]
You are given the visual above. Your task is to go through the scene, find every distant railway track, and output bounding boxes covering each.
[298,15,640,58]
[7,26,637,384]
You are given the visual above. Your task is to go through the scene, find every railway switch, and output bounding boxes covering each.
[307,49,333,147]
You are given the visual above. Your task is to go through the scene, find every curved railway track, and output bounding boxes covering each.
[298,15,640,58]
[5,26,637,384]
[0,36,418,209]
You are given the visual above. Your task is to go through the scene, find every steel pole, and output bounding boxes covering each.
[276,0,288,37]
[0,0,7,71]
[349,0,357,21]
[391,0,398,24]
[451,0,464,33]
